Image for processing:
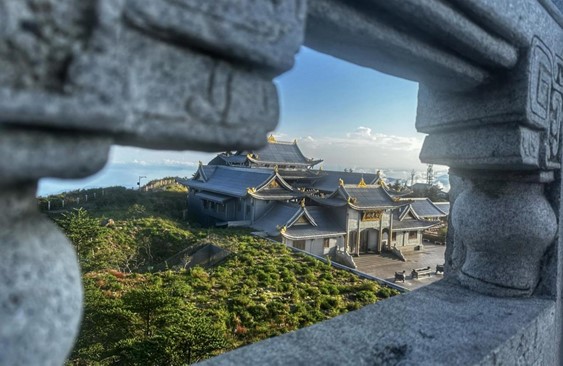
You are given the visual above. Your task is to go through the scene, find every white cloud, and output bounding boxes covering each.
[290,127,426,170]
[346,126,377,141]
[162,159,197,167]
[131,159,148,166]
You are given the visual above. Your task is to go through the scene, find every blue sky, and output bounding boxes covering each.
[38,47,438,196]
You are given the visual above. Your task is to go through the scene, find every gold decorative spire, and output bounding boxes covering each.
[300,199,306,208]
[339,178,345,186]
[358,177,367,187]
[274,165,279,173]
[267,134,276,143]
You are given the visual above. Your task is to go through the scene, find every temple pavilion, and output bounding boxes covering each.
[180,136,445,259]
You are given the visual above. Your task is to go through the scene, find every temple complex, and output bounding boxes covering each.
[181,137,445,259]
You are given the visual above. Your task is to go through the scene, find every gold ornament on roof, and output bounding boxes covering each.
[274,165,279,173]
[357,177,367,187]
[247,187,257,194]
[300,199,306,207]
[267,134,277,143]
[339,178,344,186]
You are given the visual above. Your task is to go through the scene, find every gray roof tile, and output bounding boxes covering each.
[310,171,378,192]
[404,198,447,218]
[184,166,273,197]
[433,202,450,215]
[253,141,319,165]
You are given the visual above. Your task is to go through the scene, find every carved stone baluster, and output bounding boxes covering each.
[418,28,562,297]
[0,183,83,365]
[0,1,306,364]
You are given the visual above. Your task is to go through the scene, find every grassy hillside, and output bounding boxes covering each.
[45,186,400,365]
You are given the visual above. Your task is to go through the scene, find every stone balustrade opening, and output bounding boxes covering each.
[1,0,562,365]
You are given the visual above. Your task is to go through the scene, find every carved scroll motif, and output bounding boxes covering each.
[529,37,563,169]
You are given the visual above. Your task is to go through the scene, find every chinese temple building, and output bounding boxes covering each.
[180,137,444,259]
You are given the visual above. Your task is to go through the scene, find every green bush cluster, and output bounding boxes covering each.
[53,191,400,365]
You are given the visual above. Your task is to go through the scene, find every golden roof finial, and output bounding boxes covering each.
[339,178,345,186]
[246,187,257,194]
[358,177,367,187]
[280,226,287,234]
[274,165,279,173]
[300,199,306,208]
[267,134,276,143]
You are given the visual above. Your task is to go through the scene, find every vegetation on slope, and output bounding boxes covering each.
[48,187,399,365]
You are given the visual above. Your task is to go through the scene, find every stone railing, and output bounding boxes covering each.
[1,1,561,365]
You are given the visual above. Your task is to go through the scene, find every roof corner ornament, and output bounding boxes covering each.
[358,177,367,187]
[280,225,287,234]
[339,178,345,186]
[267,134,277,143]
[300,198,306,207]
[274,165,279,173]
[247,187,257,194]
[198,160,203,166]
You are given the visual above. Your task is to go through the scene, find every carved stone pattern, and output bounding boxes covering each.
[529,36,563,169]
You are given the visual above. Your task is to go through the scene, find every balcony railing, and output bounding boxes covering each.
[0,0,561,365]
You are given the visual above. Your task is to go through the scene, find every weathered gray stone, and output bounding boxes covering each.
[1,0,562,364]
[0,128,111,183]
[199,279,557,365]
[0,0,305,154]
[305,0,490,91]
[123,0,307,73]
[453,181,557,296]
[0,184,82,366]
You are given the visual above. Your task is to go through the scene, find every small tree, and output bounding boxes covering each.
[56,208,104,271]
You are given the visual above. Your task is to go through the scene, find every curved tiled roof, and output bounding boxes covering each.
[181,166,273,197]
[400,198,448,218]
[250,140,322,166]
[251,203,345,239]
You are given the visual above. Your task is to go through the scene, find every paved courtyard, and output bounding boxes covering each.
[354,242,446,290]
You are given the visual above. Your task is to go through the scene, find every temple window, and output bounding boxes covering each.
[293,240,306,250]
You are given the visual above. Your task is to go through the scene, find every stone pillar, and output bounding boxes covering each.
[417,31,562,297]
[0,183,83,365]
[0,0,306,363]
[0,129,111,364]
